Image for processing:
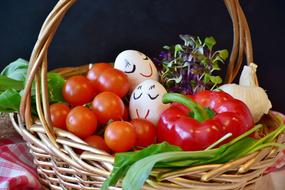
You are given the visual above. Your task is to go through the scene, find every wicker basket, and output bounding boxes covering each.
[9,0,285,189]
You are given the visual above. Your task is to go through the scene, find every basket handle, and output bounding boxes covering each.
[20,0,76,146]
[224,0,258,85]
[19,0,256,146]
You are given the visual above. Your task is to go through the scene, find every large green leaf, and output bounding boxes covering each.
[0,75,24,91]
[0,89,21,112]
[0,59,66,113]
[47,72,65,103]
[1,58,28,81]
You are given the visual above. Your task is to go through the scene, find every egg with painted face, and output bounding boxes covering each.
[129,80,170,125]
[114,50,158,91]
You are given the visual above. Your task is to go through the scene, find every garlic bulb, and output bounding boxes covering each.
[219,63,272,123]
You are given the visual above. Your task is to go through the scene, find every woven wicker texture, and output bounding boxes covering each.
[10,0,285,189]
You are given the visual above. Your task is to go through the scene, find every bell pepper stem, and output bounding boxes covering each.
[162,93,211,122]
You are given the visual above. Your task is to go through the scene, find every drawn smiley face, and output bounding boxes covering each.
[129,80,170,125]
[114,50,158,91]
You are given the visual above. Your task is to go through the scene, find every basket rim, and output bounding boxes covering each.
[9,112,285,189]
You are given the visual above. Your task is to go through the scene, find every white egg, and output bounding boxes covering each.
[129,80,170,125]
[114,50,159,91]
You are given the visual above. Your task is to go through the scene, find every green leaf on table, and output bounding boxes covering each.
[101,142,181,190]
[0,89,21,112]
[1,58,28,81]
[47,72,65,103]
[0,75,24,91]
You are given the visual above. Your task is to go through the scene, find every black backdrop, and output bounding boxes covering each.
[0,0,284,112]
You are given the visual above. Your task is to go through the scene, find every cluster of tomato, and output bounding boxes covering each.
[49,63,156,153]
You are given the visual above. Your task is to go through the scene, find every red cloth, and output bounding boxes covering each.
[265,113,285,173]
[0,135,41,189]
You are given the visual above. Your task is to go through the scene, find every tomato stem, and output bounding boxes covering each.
[162,93,211,122]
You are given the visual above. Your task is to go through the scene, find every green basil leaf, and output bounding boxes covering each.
[1,58,28,81]
[0,89,21,112]
[47,72,65,103]
[101,142,181,190]
[0,75,24,91]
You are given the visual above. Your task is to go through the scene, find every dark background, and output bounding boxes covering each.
[0,0,284,112]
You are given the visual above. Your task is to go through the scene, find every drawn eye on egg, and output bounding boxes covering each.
[124,59,136,73]
[147,85,159,100]
[133,85,142,100]
[132,84,160,101]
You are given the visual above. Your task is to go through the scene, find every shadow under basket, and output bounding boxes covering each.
[10,0,285,189]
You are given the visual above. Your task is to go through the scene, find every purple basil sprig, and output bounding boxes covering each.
[154,35,228,94]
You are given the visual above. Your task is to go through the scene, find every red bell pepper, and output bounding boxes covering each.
[157,90,254,151]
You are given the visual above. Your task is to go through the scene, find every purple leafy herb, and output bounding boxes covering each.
[154,35,228,94]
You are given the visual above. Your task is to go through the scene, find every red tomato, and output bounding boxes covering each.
[50,103,70,130]
[62,75,96,106]
[87,63,112,90]
[104,121,136,152]
[98,68,130,97]
[130,119,156,147]
[66,106,97,138]
[92,91,124,124]
[85,135,110,153]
